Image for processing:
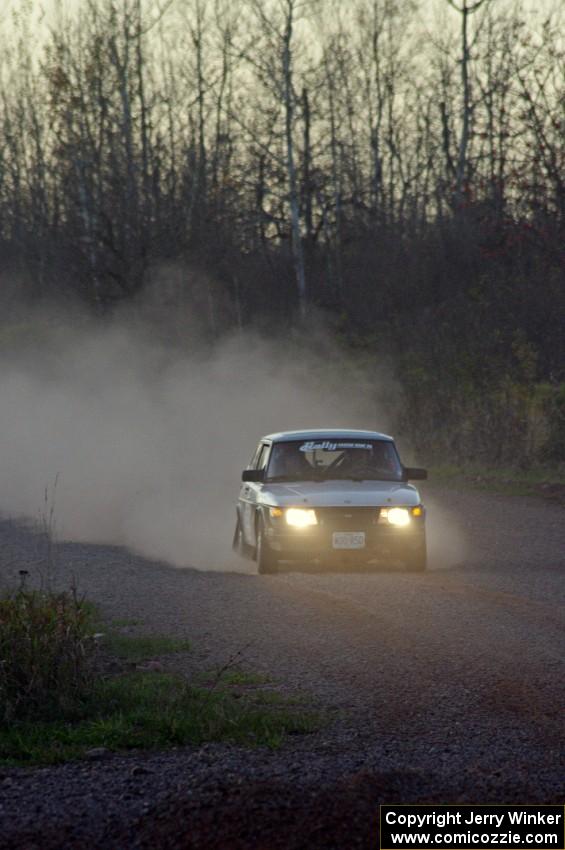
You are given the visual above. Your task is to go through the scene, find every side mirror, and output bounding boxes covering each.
[403,467,427,481]
[242,469,265,483]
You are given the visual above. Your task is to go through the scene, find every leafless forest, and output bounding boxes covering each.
[0,0,563,464]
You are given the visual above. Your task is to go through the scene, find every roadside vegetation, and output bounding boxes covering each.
[0,586,319,767]
[429,464,565,500]
[101,632,191,663]
[0,584,94,723]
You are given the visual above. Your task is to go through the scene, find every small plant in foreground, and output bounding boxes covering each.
[0,586,95,722]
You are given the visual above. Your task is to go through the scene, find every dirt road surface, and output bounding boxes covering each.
[0,484,563,849]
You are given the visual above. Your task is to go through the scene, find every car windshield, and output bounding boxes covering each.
[265,439,403,482]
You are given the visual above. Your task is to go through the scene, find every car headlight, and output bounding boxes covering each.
[381,507,411,527]
[285,508,318,528]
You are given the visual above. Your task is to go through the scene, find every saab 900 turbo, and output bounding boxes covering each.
[233,429,427,574]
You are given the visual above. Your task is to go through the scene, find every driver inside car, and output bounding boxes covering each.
[268,443,311,479]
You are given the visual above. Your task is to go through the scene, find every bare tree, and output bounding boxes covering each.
[243,0,320,317]
[446,0,490,207]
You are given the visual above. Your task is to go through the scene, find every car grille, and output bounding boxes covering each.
[316,507,380,531]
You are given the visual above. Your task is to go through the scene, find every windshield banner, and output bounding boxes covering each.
[299,441,373,452]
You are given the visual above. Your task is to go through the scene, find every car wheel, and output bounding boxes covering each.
[232,513,253,559]
[232,514,244,554]
[403,538,427,572]
[256,519,278,575]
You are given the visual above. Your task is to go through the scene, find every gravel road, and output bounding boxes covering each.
[0,484,563,849]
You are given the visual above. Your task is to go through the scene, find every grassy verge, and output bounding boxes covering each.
[101,631,191,662]
[195,669,273,688]
[429,464,565,498]
[0,672,319,766]
[0,597,320,766]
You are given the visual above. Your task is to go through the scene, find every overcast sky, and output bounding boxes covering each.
[1,0,560,36]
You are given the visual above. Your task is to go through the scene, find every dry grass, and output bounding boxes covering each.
[0,585,96,722]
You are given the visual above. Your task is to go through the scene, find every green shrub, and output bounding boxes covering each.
[0,588,96,722]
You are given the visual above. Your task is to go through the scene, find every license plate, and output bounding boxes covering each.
[332,531,365,549]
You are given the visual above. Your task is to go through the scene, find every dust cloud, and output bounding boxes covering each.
[0,314,385,570]
[0,308,467,573]
[424,498,468,570]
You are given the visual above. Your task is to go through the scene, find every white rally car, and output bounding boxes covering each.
[233,429,427,574]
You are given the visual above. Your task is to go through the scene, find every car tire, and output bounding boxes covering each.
[232,513,253,560]
[256,518,278,575]
[403,537,427,572]
[232,514,244,554]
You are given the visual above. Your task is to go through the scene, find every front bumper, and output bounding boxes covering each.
[263,506,425,561]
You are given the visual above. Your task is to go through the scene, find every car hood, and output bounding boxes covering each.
[260,479,421,508]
